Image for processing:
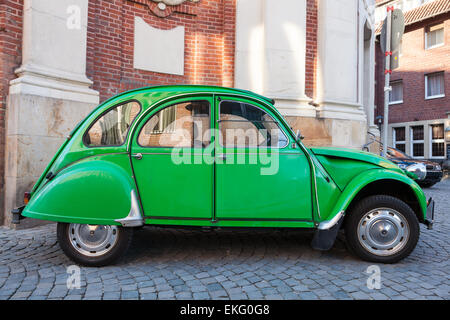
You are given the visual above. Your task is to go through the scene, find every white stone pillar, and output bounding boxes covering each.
[315,0,369,148]
[4,0,99,227]
[234,0,314,117]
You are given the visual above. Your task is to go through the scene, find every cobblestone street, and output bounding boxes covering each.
[0,178,449,300]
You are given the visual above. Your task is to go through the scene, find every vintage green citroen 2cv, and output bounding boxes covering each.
[12,86,434,266]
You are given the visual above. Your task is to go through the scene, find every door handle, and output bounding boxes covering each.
[131,153,143,160]
[216,154,227,161]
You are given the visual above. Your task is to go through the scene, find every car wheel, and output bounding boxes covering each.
[344,195,419,264]
[57,222,133,267]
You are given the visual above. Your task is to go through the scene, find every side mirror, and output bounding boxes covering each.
[296,129,304,141]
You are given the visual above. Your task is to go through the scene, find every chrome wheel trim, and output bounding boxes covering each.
[68,224,118,257]
[357,208,409,257]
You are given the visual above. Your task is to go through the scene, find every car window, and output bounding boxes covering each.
[84,101,141,147]
[138,100,210,148]
[219,101,288,148]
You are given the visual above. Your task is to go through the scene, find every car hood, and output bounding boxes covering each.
[310,147,403,172]
[389,157,440,167]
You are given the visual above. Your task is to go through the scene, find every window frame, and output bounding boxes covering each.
[425,72,445,100]
[136,99,212,149]
[217,99,290,149]
[410,125,425,159]
[392,126,406,153]
[82,99,142,148]
[389,80,404,105]
[425,23,444,50]
[429,124,446,159]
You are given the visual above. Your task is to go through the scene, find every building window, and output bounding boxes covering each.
[425,23,444,49]
[410,125,424,158]
[389,81,403,104]
[430,124,445,158]
[425,72,445,99]
[393,127,406,153]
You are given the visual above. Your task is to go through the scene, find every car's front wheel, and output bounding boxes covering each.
[57,223,133,267]
[345,195,420,264]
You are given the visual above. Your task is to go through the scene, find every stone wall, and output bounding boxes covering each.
[3,0,99,227]
[0,0,24,225]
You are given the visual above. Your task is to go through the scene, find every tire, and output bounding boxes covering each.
[344,195,419,264]
[57,222,133,267]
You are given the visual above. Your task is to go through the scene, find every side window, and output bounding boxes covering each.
[219,101,288,148]
[138,100,210,148]
[84,101,141,147]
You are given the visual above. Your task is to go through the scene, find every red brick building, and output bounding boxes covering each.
[0,0,376,226]
[375,0,450,161]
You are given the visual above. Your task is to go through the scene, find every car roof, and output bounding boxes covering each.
[104,85,275,106]
[70,85,277,137]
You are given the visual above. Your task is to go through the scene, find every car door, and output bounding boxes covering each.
[131,97,214,220]
[214,96,313,222]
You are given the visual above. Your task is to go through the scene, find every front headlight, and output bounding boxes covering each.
[435,164,441,171]
[406,163,427,180]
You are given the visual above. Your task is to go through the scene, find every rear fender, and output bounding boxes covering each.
[22,157,142,226]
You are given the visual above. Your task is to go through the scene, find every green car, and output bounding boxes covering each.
[12,85,434,266]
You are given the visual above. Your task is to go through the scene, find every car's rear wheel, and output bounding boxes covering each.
[344,195,419,264]
[57,222,133,267]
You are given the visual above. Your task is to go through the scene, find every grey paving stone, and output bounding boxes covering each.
[193,291,210,300]
[0,178,449,301]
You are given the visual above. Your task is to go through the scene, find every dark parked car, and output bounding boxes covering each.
[386,147,443,188]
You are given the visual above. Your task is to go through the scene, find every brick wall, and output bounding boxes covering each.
[0,0,23,224]
[86,0,236,103]
[305,0,318,98]
[375,14,450,124]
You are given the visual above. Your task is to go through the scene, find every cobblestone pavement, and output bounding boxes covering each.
[0,178,449,300]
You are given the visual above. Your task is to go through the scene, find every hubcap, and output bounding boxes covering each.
[357,208,409,256]
[69,224,118,257]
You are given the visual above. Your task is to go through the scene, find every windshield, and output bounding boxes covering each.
[387,148,410,159]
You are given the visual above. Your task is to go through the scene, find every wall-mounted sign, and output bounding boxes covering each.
[133,17,185,75]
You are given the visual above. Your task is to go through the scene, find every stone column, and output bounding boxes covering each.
[234,0,314,117]
[315,0,370,148]
[4,0,99,227]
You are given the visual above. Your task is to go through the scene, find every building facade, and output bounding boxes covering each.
[0,0,376,226]
[375,0,450,161]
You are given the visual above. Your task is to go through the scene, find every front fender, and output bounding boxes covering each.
[325,168,427,222]
[22,156,139,225]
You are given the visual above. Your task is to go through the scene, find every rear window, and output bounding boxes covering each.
[84,101,141,147]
